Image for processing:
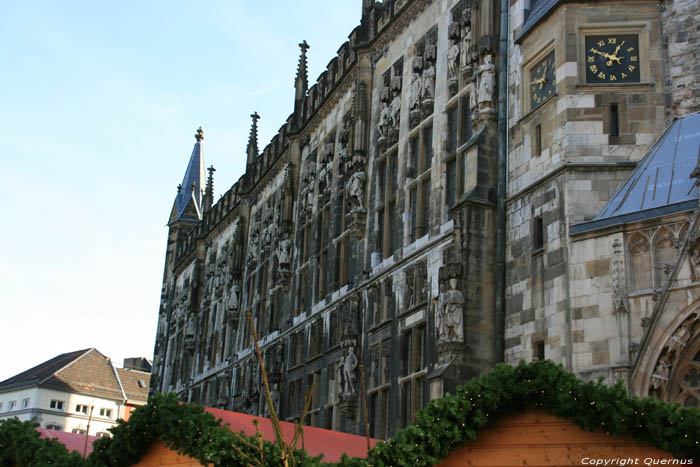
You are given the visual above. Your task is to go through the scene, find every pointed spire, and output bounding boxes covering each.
[204,165,216,211]
[295,40,310,102]
[169,126,206,224]
[246,112,260,166]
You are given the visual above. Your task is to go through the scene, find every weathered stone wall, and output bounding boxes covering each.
[661,0,700,116]
[506,0,670,379]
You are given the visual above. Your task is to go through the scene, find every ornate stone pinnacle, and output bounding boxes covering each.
[177,184,182,193]
[195,126,204,142]
[299,40,309,52]
[207,165,216,175]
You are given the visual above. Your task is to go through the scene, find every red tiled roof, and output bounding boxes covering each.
[204,407,379,463]
[36,428,99,457]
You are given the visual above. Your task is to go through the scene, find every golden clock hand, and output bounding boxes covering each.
[612,41,625,59]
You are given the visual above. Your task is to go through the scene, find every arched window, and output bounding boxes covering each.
[671,338,700,407]
[653,228,676,289]
[628,233,652,291]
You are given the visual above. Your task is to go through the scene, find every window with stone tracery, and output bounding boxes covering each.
[653,227,676,289]
[677,348,700,408]
[628,232,652,291]
[407,124,432,242]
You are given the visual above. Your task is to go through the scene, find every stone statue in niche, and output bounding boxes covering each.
[185,314,196,338]
[447,40,460,78]
[437,277,464,342]
[346,170,367,211]
[214,262,225,298]
[204,266,215,299]
[447,22,461,97]
[278,237,293,270]
[388,79,401,144]
[421,59,436,111]
[377,86,391,148]
[248,228,259,263]
[342,346,358,395]
[227,282,241,311]
[409,57,423,126]
[477,54,496,108]
[461,22,472,72]
[318,143,334,194]
[305,172,315,213]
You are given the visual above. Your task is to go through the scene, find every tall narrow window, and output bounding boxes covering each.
[610,104,619,137]
[424,126,433,170]
[409,187,418,243]
[421,178,431,237]
[533,215,544,251]
[460,96,472,144]
[409,137,419,178]
[534,124,542,157]
[446,159,457,219]
[447,106,458,154]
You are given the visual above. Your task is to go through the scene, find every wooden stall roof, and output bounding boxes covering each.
[203,406,379,463]
[437,409,678,467]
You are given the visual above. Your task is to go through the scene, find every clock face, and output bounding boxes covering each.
[585,34,640,83]
[529,51,556,110]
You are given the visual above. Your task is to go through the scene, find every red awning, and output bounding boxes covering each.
[204,406,379,463]
[36,428,99,457]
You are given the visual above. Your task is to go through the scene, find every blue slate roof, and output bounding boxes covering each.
[515,0,562,44]
[173,140,205,223]
[571,112,700,234]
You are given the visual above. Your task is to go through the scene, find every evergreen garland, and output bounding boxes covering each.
[1,361,697,466]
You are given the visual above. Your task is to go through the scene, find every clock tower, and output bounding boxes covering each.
[504,0,668,375]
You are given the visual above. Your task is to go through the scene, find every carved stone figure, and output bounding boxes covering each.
[461,23,472,70]
[422,61,436,104]
[477,54,496,107]
[447,41,460,80]
[342,346,358,395]
[377,100,391,144]
[650,353,672,391]
[467,81,477,110]
[409,69,422,112]
[306,173,315,212]
[278,238,293,269]
[185,314,196,338]
[227,282,241,311]
[346,170,366,211]
[389,92,401,136]
[690,239,700,281]
[667,320,694,358]
[248,229,259,263]
[437,278,465,342]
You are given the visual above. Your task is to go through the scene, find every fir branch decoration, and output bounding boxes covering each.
[1,361,697,466]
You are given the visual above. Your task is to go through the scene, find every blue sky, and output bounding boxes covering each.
[0,1,360,381]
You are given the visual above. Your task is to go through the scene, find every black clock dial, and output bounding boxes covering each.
[585,34,640,83]
[529,51,556,110]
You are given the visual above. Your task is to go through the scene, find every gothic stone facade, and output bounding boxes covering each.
[152,0,700,439]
